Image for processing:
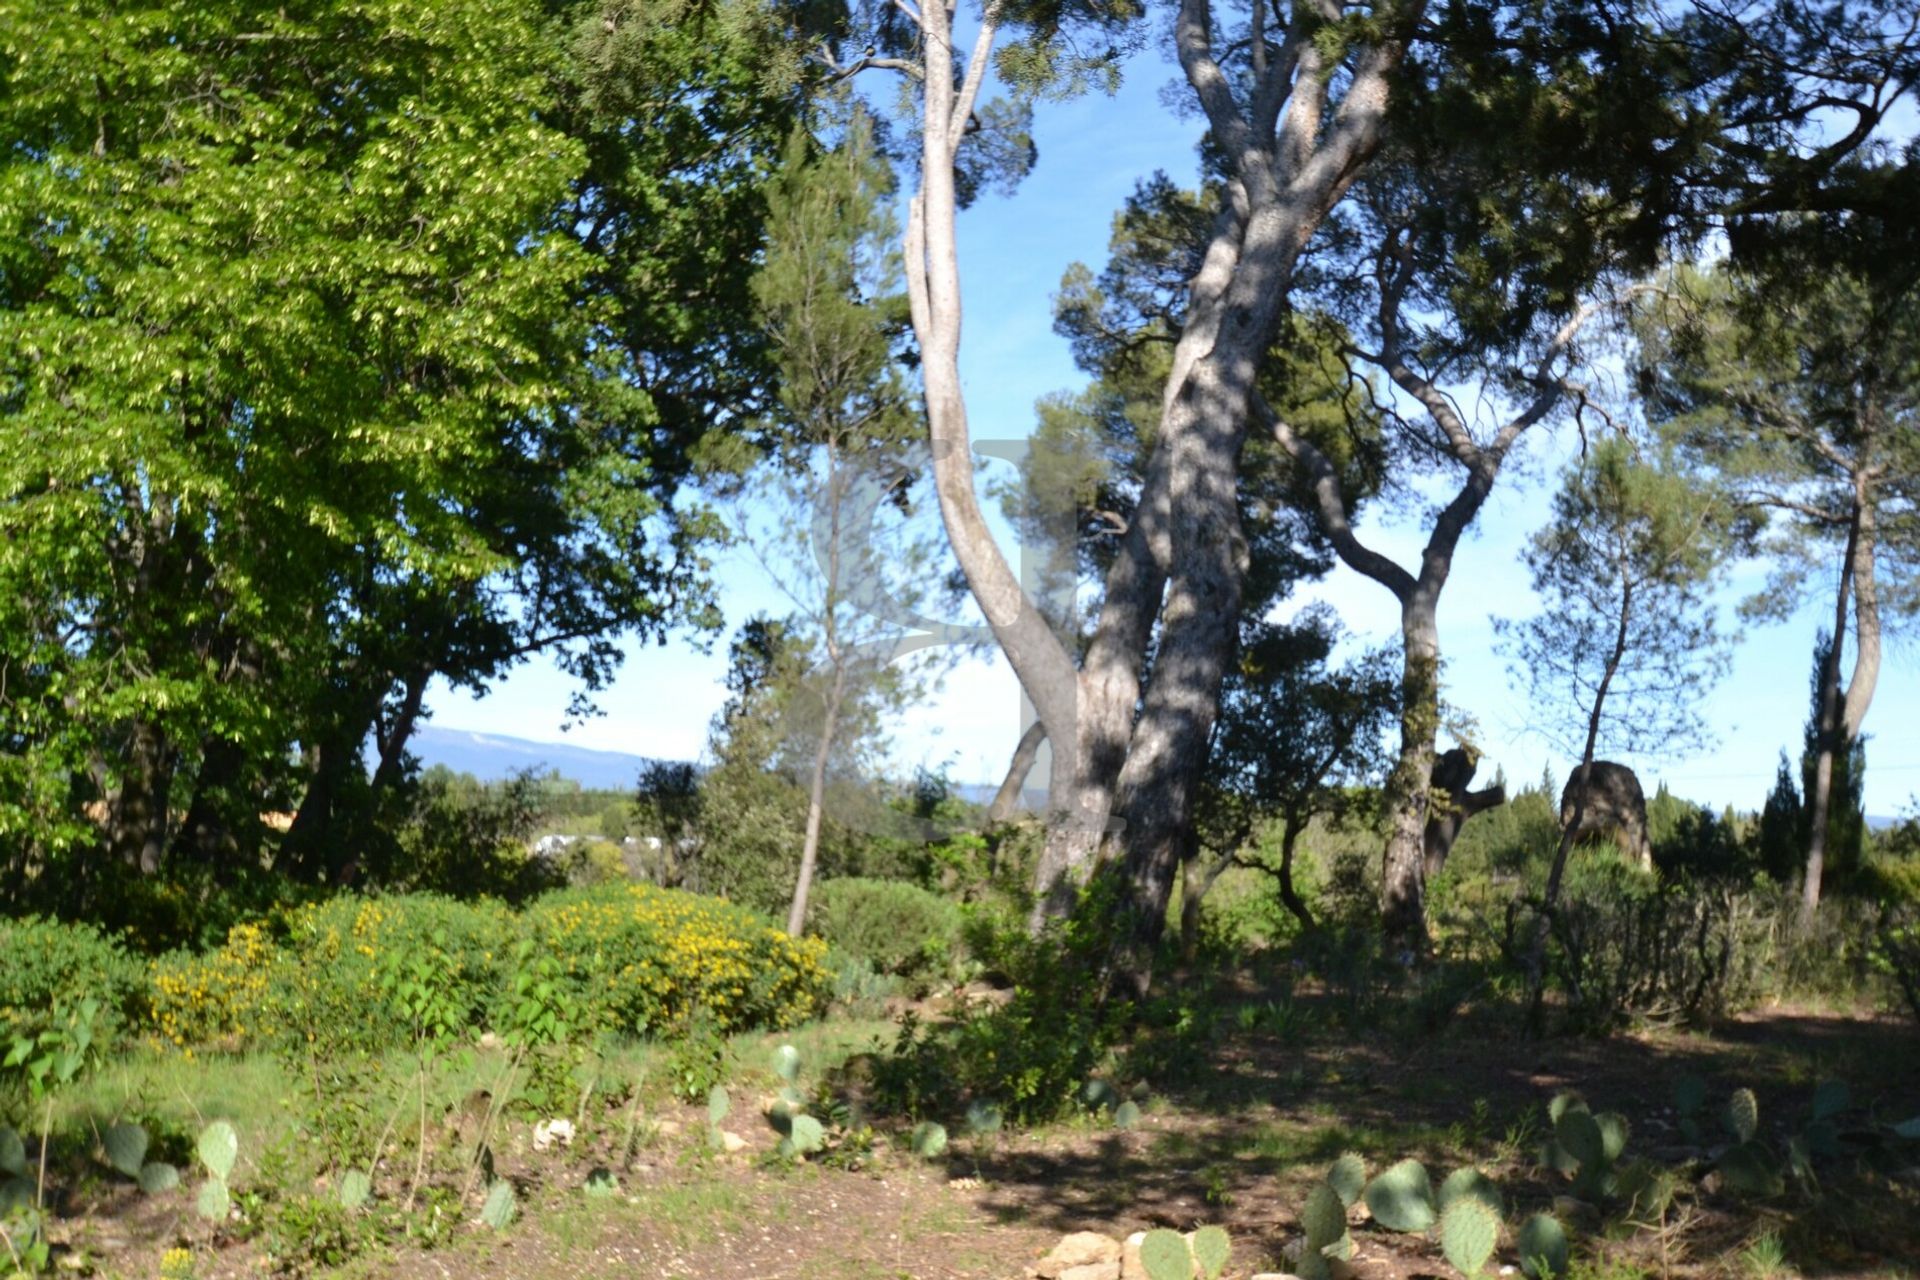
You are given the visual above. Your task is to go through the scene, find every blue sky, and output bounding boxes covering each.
[429,44,1920,818]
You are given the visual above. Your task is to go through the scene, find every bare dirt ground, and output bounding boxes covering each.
[54,1000,1920,1280]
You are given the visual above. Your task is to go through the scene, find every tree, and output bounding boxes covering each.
[1755,750,1803,885]
[1799,634,1870,889]
[1498,437,1731,915]
[729,106,943,934]
[1637,262,1918,914]
[0,0,810,904]
[1185,612,1398,947]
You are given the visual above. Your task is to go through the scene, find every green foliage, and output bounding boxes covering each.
[0,919,144,1046]
[1138,1229,1191,1280]
[1363,1159,1437,1233]
[1517,1213,1570,1279]
[1440,1197,1501,1278]
[807,879,964,987]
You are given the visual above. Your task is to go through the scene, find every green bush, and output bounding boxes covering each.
[806,877,962,985]
[0,916,145,1042]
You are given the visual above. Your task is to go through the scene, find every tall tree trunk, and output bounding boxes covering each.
[1803,483,1880,915]
[1379,599,1440,947]
[1276,812,1313,932]
[787,664,846,936]
[108,718,174,875]
[169,736,249,871]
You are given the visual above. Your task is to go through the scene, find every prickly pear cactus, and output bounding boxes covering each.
[1113,1100,1141,1130]
[910,1121,948,1159]
[707,1084,731,1127]
[1440,1197,1500,1278]
[784,1113,826,1157]
[1548,1092,1588,1124]
[1616,1160,1674,1221]
[338,1169,372,1211]
[1594,1113,1630,1164]
[1139,1228,1192,1280]
[1191,1225,1230,1280]
[1717,1139,1783,1197]
[771,1044,801,1083]
[1437,1167,1504,1217]
[1327,1152,1366,1207]
[197,1120,238,1182]
[195,1178,231,1222]
[1516,1212,1569,1279]
[0,1127,24,1177]
[1555,1110,1605,1171]
[584,1167,619,1198]
[1364,1158,1437,1233]
[966,1099,1003,1136]
[138,1161,180,1194]
[1300,1181,1347,1252]
[104,1121,149,1178]
[480,1179,517,1229]
[1810,1080,1849,1123]
[1725,1088,1758,1143]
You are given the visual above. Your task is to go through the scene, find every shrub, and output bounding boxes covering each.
[807,877,962,985]
[522,883,829,1036]
[0,916,145,1042]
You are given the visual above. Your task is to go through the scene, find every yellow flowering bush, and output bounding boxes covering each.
[148,922,278,1050]
[140,886,824,1051]
[522,884,829,1035]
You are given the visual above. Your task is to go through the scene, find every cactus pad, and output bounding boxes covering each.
[707,1084,730,1127]
[1438,1167,1504,1217]
[1364,1158,1437,1233]
[1811,1080,1849,1123]
[195,1178,231,1222]
[967,1100,1004,1135]
[1516,1212,1569,1278]
[1301,1181,1347,1249]
[1191,1225,1230,1280]
[337,1169,371,1210]
[1440,1197,1500,1278]
[1555,1110,1605,1170]
[1113,1100,1142,1130]
[138,1161,180,1194]
[1616,1161,1674,1221]
[584,1167,619,1198]
[104,1121,148,1178]
[786,1114,826,1156]
[1717,1139,1783,1197]
[1673,1075,1707,1117]
[910,1121,948,1158]
[1327,1152,1366,1207]
[480,1179,517,1229]
[1139,1228,1192,1280]
[1595,1113,1630,1163]
[197,1120,238,1181]
[1548,1092,1588,1124]
[1725,1088,1758,1143]
[771,1044,801,1083]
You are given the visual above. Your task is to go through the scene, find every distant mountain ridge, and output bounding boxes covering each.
[410,725,672,790]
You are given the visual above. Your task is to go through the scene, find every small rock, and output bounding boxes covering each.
[1119,1232,1147,1280]
[654,1118,682,1138]
[1059,1265,1122,1280]
[1034,1232,1123,1279]
[719,1130,748,1153]
[532,1118,575,1151]
[478,1031,502,1050]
